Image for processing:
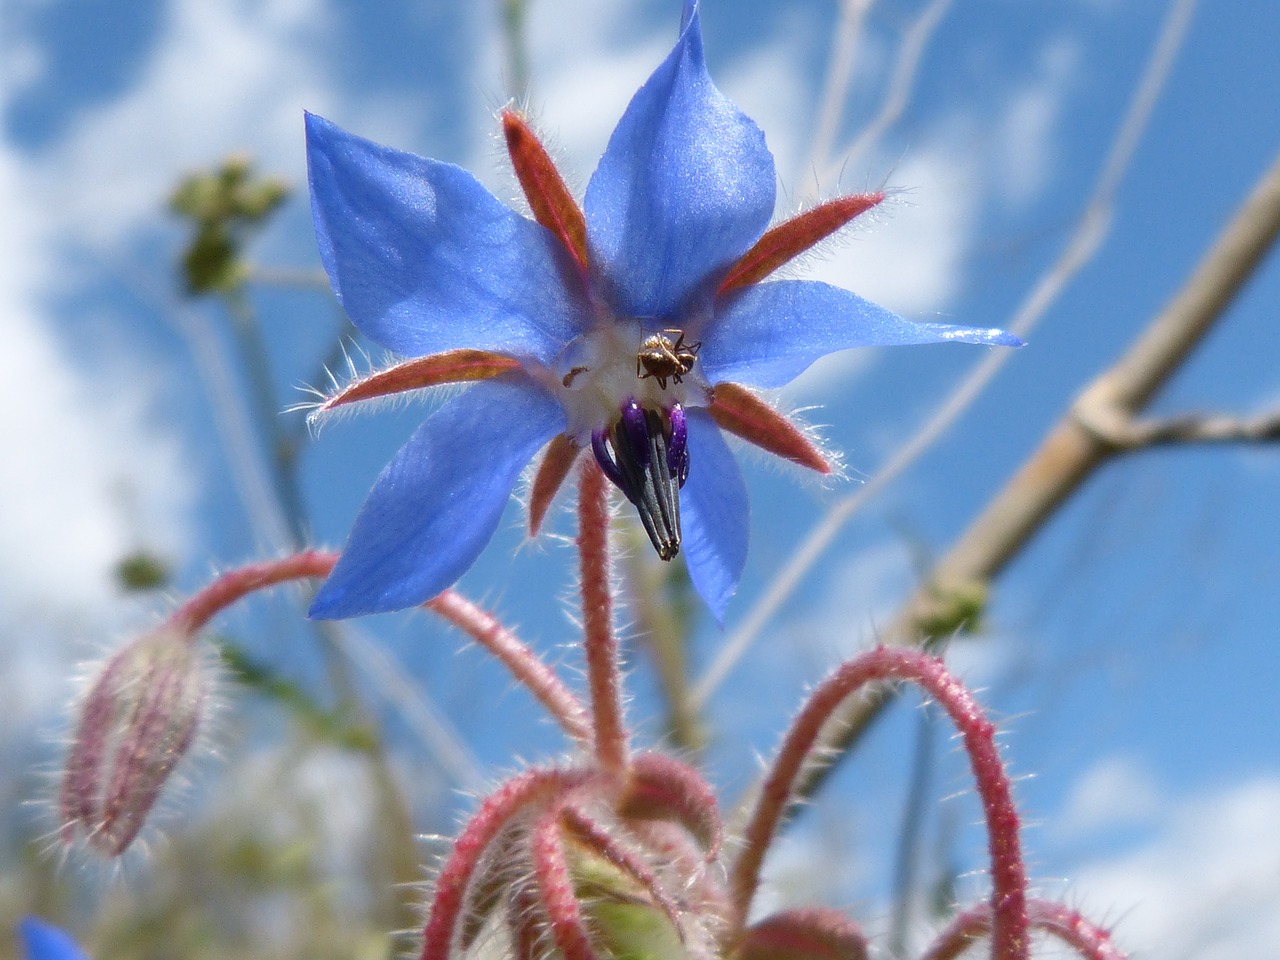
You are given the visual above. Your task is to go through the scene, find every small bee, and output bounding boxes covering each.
[637,329,701,389]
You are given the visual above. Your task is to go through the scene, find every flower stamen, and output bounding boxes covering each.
[591,401,688,561]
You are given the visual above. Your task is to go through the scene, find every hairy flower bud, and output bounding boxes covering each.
[59,629,208,856]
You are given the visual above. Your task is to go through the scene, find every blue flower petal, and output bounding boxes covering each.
[702,280,1024,388]
[310,377,565,618]
[19,919,89,960]
[583,7,775,320]
[306,113,588,364]
[680,0,697,32]
[680,411,749,623]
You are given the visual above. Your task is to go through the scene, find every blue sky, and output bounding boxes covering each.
[2,0,1279,955]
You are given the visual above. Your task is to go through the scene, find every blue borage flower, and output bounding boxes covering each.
[19,919,89,960]
[305,0,1019,621]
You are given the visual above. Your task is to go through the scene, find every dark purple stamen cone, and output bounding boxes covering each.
[667,403,689,486]
[591,400,689,561]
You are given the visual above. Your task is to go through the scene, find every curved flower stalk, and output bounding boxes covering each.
[413,638,1122,960]
[303,0,1020,622]
[48,542,1124,960]
[57,550,589,857]
[917,900,1126,960]
[726,647,1030,960]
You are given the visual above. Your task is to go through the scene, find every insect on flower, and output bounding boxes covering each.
[302,0,1020,621]
[637,329,701,390]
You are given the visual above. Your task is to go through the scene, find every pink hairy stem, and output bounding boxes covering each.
[427,590,592,746]
[168,549,339,634]
[728,648,1028,960]
[531,803,602,960]
[166,552,590,746]
[420,768,589,960]
[918,898,1127,960]
[577,460,628,774]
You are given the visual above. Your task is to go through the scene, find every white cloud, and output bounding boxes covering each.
[1067,776,1280,959]
[0,0,346,620]
[719,10,815,194]
[800,539,915,660]
[0,309,193,619]
[1057,755,1161,837]
[0,0,391,713]
[27,0,338,244]
[992,36,1080,208]
[769,142,982,398]
[523,1,670,187]
[801,147,979,315]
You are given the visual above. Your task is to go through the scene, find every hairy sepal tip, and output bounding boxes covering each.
[718,192,886,294]
[502,109,589,271]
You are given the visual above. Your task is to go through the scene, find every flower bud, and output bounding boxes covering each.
[59,629,208,856]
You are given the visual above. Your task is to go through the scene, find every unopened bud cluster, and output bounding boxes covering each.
[59,628,208,856]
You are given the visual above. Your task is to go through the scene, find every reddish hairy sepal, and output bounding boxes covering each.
[503,109,590,272]
[717,193,885,294]
[618,752,722,860]
[709,383,832,474]
[531,805,601,960]
[735,909,868,960]
[312,350,520,421]
[456,826,523,952]
[558,803,685,937]
[60,653,130,841]
[510,881,545,960]
[529,434,582,536]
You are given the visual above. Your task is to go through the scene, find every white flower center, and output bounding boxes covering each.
[542,319,712,442]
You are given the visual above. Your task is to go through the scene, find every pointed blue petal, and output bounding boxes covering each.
[680,411,749,623]
[703,280,1023,388]
[583,9,775,320]
[680,0,697,32]
[20,919,89,960]
[310,377,565,618]
[306,113,587,364]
